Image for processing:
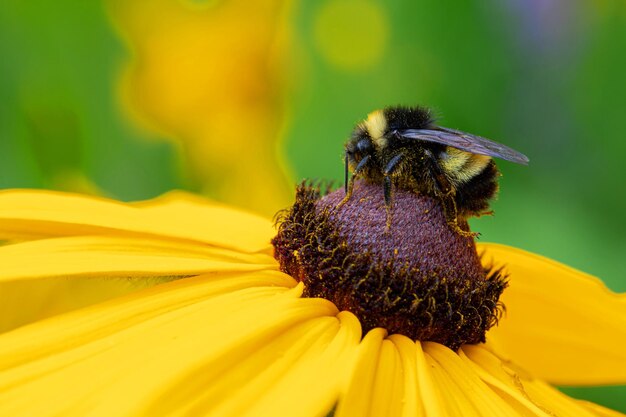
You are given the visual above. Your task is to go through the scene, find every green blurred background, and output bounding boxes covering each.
[0,0,624,411]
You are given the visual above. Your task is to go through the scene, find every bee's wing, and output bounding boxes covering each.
[396,127,529,165]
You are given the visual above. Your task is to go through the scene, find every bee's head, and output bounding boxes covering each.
[345,125,374,167]
[355,107,436,154]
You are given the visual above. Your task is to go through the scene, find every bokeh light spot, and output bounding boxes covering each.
[313,0,389,71]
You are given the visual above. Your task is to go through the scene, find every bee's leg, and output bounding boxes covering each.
[338,154,371,207]
[440,194,477,238]
[425,151,477,238]
[384,175,393,230]
[383,153,404,230]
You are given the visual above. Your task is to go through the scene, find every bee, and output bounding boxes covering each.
[342,106,529,236]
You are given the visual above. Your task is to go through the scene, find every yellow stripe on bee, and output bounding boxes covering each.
[365,110,388,148]
[441,147,491,184]
[440,147,470,172]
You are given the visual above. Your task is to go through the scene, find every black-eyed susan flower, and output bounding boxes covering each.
[0,183,624,417]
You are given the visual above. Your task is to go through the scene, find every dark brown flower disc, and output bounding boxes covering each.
[272,181,507,350]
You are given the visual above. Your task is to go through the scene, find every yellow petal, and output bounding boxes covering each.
[388,335,423,417]
[425,342,520,417]
[205,311,361,417]
[458,346,548,416]
[579,401,626,417]
[370,339,404,417]
[335,328,387,417]
[415,340,449,416]
[424,348,483,417]
[460,344,621,417]
[0,235,277,282]
[0,277,154,333]
[479,243,626,385]
[0,277,346,417]
[523,379,614,417]
[0,271,295,369]
[0,189,274,252]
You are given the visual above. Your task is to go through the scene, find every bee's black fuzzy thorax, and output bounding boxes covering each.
[272,181,507,350]
[383,105,436,130]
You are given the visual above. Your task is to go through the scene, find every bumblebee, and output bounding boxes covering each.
[342,106,529,236]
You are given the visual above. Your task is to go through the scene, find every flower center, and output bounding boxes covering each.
[272,181,507,350]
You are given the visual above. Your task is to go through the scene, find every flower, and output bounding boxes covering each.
[108,0,295,216]
[0,187,625,416]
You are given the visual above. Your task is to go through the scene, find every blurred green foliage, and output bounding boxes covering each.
[0,0,624,411]
[0,1,183,199]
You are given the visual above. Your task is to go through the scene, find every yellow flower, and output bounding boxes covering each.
[0,187,625,416]
[108,0,294,216]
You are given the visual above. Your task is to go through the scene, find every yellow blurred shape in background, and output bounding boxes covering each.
[108,0,294,216]
[314,0,389,71]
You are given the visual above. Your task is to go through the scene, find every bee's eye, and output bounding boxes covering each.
[356,138,372,154]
